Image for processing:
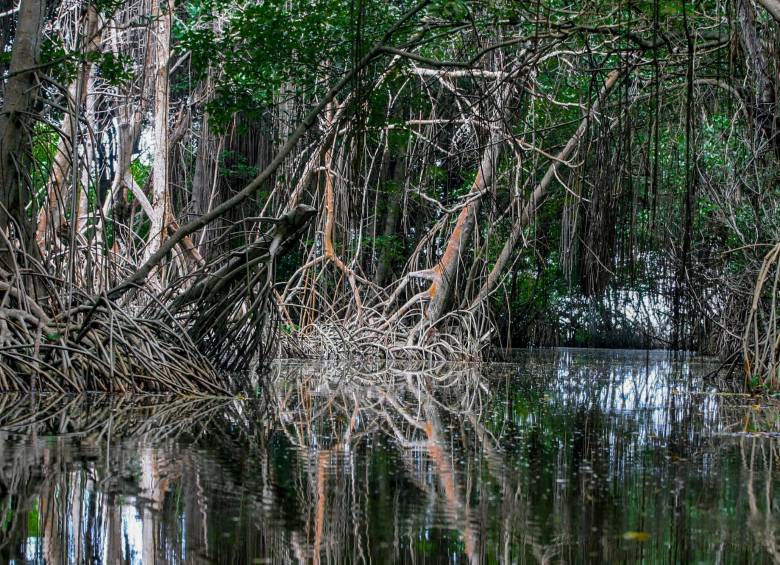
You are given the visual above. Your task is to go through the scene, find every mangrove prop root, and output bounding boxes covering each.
[0,205,317,393]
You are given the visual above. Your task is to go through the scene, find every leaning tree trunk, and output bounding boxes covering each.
[472,67,625,306]
[379,84,509,338]
[0,0,45,272]
[423,125,503,325]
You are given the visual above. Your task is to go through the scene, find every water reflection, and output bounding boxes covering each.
[0,350,778,563]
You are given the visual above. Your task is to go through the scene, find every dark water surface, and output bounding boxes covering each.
[0,349,777,563]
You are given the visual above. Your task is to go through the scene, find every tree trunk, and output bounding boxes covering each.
[191,81,215,250]
[0,0,44,269]
[35,5,101,247]
[76,63,98,234]
[424,124,503,324]
[736,0,779,156]
[374,154,405,287]
[144,0,172,264]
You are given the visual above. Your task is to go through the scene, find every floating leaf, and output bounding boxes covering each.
[623,531,651,542]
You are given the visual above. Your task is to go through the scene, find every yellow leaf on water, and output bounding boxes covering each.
[623,531,651,542]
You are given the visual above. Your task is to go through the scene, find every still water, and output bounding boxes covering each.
[0,349,777,563]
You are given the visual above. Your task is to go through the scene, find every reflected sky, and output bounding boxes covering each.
[0,349,777,564]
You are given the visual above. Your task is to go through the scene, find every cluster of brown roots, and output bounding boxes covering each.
[277,300,495,361]
[0,206,317,393]
[0,280,226,394]
[146,236,279,375]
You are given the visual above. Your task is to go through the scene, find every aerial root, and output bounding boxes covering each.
[0,283,227,394]
[277,299,490,361]
[0,204,319,393]
[744,241,780,389]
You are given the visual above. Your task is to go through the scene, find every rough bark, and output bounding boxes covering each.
[0,0,44,266]
[144,0,173,264]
